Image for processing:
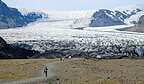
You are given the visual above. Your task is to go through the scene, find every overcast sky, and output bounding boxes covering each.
[3,0,144,11]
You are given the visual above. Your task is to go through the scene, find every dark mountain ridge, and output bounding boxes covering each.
[0,36,38,59]
[0,0,47,29]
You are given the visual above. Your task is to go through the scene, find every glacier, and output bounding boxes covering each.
[0,10,144,58]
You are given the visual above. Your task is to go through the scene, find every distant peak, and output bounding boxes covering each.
[114,5,143,12]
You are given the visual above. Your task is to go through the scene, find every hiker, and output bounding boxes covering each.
[44,67,48,77]
[60,57,63,61]
[60,57,65,61]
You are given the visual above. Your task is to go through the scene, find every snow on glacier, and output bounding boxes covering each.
[0,10,144,52]
[0,19,144,46]
[84,25,134,31]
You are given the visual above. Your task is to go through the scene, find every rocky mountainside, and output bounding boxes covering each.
[89,8,142,27]
[0,0,27,28]
[0,0,48,29]
[0,37,38,59]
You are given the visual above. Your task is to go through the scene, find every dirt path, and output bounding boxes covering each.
[1,61,60,84]
[0,58,81,84]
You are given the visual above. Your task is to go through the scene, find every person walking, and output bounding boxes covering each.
[60,57,65,61]
[44,66,48,78]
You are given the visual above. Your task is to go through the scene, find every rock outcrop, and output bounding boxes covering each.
[0,37,38,59]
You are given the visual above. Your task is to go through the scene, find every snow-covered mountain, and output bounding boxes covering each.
[19,8,48,23]
[89,8,143,27]
[0,0,143,29]
[49,6,144,29]
[125,11,144,24]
